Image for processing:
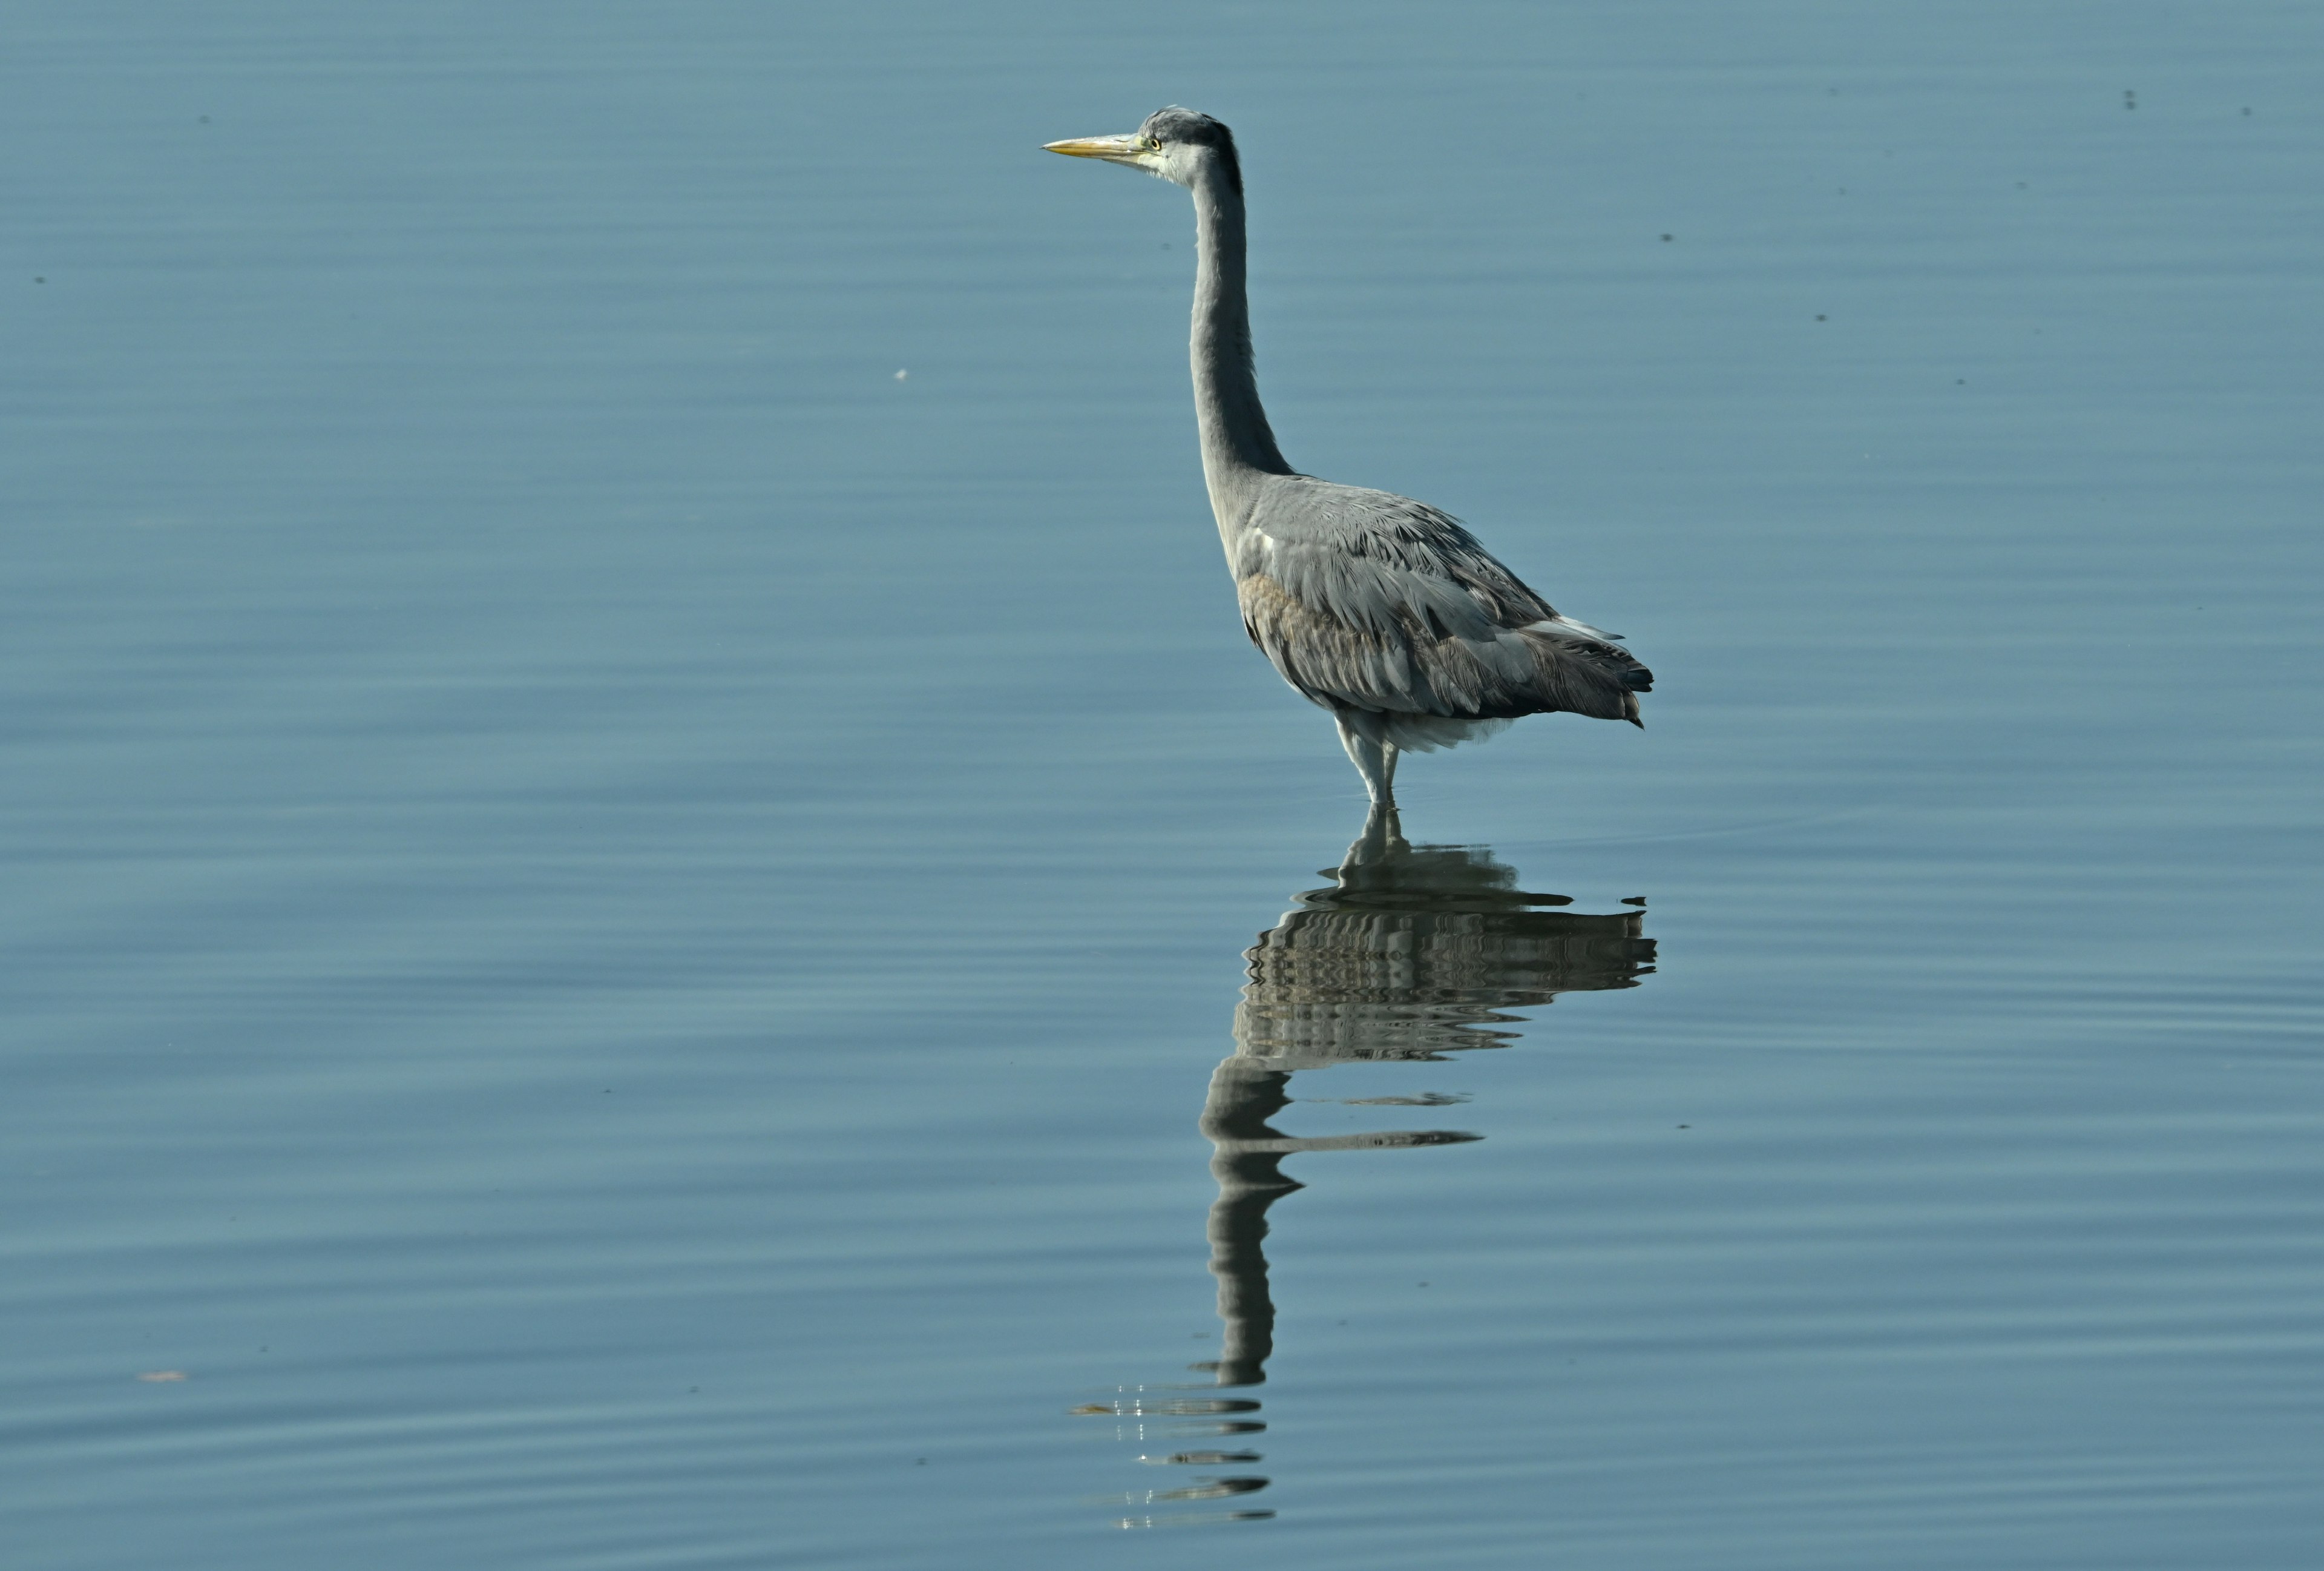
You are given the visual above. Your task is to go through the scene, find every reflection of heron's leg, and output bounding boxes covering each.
[1333,713,1394,805]
[1340,800,1410,872]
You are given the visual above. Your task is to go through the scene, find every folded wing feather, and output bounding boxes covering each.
[1232,479,1650,745]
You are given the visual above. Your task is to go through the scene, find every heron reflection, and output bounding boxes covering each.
[1081,808,1656,1527]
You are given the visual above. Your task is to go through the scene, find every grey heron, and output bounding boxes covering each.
[1047,108,1652,808]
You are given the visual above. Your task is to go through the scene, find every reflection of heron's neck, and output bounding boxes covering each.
[1199,1059,1298,1388]
[1190,164,1292,529]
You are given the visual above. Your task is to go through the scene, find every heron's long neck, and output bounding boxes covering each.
[1190,169,1290,524]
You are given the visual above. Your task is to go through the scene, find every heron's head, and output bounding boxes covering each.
[1045,107,1241,194]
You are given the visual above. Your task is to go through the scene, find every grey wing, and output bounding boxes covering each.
[1232,481,1652,737]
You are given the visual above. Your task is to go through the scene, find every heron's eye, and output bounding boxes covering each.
[1143,137,1162,151]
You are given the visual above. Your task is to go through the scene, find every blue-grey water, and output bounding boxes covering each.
[8,2,2321,1566]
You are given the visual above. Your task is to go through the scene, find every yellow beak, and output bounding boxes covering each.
[1043,134,1141,160]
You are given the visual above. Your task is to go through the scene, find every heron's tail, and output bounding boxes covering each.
[1621,660,1652,727]
[1517,628,1653,726]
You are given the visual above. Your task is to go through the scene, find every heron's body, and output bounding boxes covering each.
[1049,109,1651,805]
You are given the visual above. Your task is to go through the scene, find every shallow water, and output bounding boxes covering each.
[7,2,2322,1566]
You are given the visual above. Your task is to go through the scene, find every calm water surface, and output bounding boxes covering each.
[7,2,2321,1566]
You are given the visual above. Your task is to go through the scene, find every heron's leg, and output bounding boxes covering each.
[1380,742,1400,794]
[1334,714,1395,806]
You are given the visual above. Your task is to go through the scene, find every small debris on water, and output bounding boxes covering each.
[136,1370,190,1383]
[893,369,908,381]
